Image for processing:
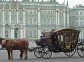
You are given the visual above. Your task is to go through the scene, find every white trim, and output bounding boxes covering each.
[11,29,14,39]
[23,11,25,25]
[63,11,66,26]
[38,29,41,39]
[56,11,57,26]
[23,27,26,38]
[9,10,11,24]
[38,8,41,26]
[58,11,60,26]
[2,27,5,38]
[20,29,23,38]
[17,10,18,24]
[3,10,4,24]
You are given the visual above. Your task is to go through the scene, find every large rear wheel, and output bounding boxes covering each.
[42,47,52,59]
[77,43,84,58]
[64,49,76,57]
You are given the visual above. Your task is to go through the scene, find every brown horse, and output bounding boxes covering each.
[0,38,29,60]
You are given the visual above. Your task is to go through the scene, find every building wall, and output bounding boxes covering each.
[0,0,69,40]
[69,5,84,39]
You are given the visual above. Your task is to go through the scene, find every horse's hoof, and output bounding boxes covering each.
[8,58,11,60]
[20,57,22,60]
[10,58,13,60]
[24,58,27,60]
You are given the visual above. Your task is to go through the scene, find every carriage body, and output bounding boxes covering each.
[40,29,80,52]
[34,28,80,58]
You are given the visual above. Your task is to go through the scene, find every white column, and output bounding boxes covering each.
[20,29,23,38]
[63,11,66,27]
[23,10,25,25]
[37,8,41,39]
[55,11,57,27]
[23,27,26,38]
[3,10,4,24]
[57,11,60,27]
[9,10,11,24]
[67,11,69,27]
[23,10,26,38]
[38,28,41,39]
[11,29,14,39]
[2,9,5,38]
[17,10,18,24]
[2,26,5,38]
[38,8,41,26]
[9,10,11,38]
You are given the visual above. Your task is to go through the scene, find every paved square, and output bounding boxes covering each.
[0,50,83,62]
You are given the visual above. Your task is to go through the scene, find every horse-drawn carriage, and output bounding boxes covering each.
[34,28,84,59]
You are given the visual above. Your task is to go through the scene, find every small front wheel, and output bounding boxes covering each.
[42,47,52,59]
[34,47,43,58]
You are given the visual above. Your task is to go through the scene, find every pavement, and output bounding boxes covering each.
[0,41,83,62]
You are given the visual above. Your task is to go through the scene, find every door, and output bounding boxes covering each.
[14,28,20,38]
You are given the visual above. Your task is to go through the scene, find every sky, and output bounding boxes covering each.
[15,0,84,8]
[56,0,84,8]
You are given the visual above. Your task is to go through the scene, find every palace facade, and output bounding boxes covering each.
[69,5,84,40]
[0,0,69,40]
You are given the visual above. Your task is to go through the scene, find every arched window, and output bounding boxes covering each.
[5,24,10,38]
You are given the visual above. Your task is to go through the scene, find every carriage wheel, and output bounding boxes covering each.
[64,48,76,57]
[77,44,84,58]
[34,47,42,58]
[42,47,52,59]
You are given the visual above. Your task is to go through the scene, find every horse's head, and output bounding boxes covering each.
[2,39,9,48]
[0,37,4,45]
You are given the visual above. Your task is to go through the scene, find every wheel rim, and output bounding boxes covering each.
[42,47,52,59]
[64,49,76,57]
[34,48,42,58]
[77,44,84,58]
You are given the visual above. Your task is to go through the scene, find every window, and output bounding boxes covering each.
[0,27,2,37]
[76,12,78,15]
[26,29,37,38]
[58,34,63,42]
[11,11,17,24]
[5,30,8,38]
[75,21,79,26]
[18,15,23,24]
[33,18,37,25]
[76,18,78,20]
[0,11,2,24]
[59,12,64,26]
[80,12,82,15]
[4,11,9,24]
[5,24,10,38]
[11,15,17,24]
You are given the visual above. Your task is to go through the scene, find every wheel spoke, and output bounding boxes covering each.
[34,48,42,58]
[64,49,76,57]
[77,44,84,58]
[42,47,52,59]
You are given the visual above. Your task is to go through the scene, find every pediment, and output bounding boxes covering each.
[9,1,23,9]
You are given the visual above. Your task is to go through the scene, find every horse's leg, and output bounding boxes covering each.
[20,50,24,59]
[10,50,13,60]
[7,50,11,60]
[24,50,28,60]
